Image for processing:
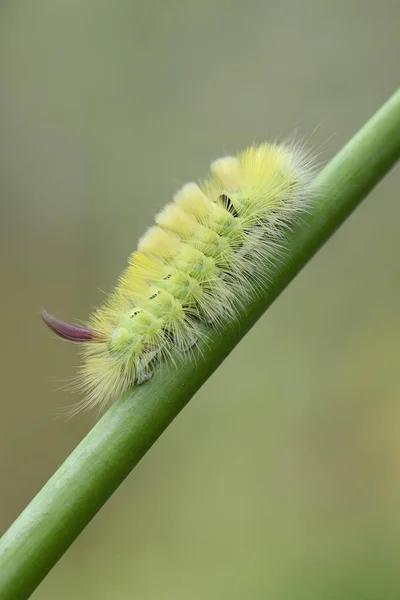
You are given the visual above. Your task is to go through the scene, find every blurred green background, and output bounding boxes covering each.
[1,1,399,598]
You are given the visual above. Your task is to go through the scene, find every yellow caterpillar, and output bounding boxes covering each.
[43,142,315,412]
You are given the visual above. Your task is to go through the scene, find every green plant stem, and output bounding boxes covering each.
[1,89,400,600]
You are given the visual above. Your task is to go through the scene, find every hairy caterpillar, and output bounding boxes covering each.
[43,142,315,413]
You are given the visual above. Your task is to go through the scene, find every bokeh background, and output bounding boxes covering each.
[1,1,400,598]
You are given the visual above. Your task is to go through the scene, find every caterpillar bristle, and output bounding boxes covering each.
[173,183,213,219]
[41,310,97,343]
[210,156,241,189]
[43,140,316,413]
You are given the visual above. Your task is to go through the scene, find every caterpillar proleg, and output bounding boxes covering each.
[43,142,315,413]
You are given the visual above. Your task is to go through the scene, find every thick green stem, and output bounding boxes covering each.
[1,89,399,600]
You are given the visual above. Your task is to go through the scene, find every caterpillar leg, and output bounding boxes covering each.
[135,349,159,385]
[202,313,220,325]
[181,332,198,352]
[136,370,154,385]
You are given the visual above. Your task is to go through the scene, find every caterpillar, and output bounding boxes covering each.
[42,141,315,413]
